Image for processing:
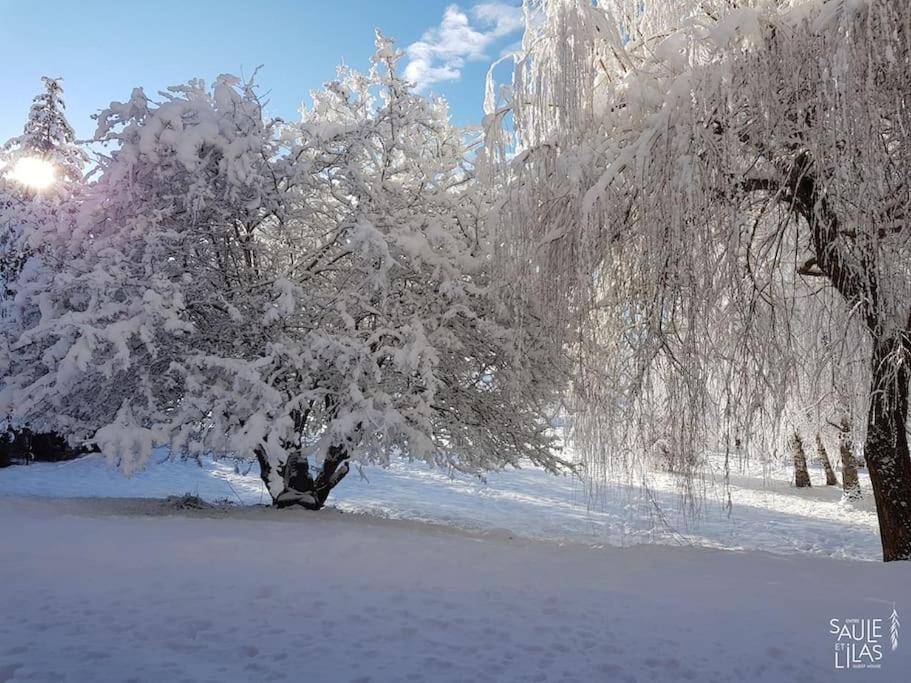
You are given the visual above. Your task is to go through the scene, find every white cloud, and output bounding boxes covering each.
[473,2,525,36]
[404,2,524,92]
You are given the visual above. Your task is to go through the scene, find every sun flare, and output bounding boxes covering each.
[6,156,56,190]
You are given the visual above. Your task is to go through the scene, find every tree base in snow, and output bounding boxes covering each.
[257,446,350,510]
[274,488,321,510]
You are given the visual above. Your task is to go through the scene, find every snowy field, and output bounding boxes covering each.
[1,455,909,681]
[0,451,885,559]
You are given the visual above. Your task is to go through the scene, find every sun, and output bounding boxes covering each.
[6,156,57,191]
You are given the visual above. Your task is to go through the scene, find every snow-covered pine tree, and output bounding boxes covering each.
[2,77,88,186]
[0,34,569,506]
[1,77,89,466]
[1,76,86,301]
[487,0,911,560]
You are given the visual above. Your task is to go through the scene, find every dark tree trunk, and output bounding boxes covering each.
[837,417,862,501]
[791,432,812,488]
[815,433,838,486]
[256,445,350,510]
[256,448,274,490]
[863,339,911,562]
[758,151,910,560]
[313,445,351,507]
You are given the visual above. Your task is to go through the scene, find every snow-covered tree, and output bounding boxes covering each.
[1,34,568,506]
[1,77,89,464]
[2,77,88,186]
[1,77,86,298]
[487,1,911,559]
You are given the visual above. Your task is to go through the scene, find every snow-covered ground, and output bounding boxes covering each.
[1,495,909,682]
[1,454,909,682]
[0,451,884,559]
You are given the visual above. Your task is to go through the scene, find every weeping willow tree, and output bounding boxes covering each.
[486,0,911,560]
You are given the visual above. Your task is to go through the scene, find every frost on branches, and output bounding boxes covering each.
[1,77,88,186]
[1,77,86,299]
[0,33,568,507]
[487,1,911,560]
[1,77,89,466]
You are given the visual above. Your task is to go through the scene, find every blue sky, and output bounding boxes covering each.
[0,0,524,143]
